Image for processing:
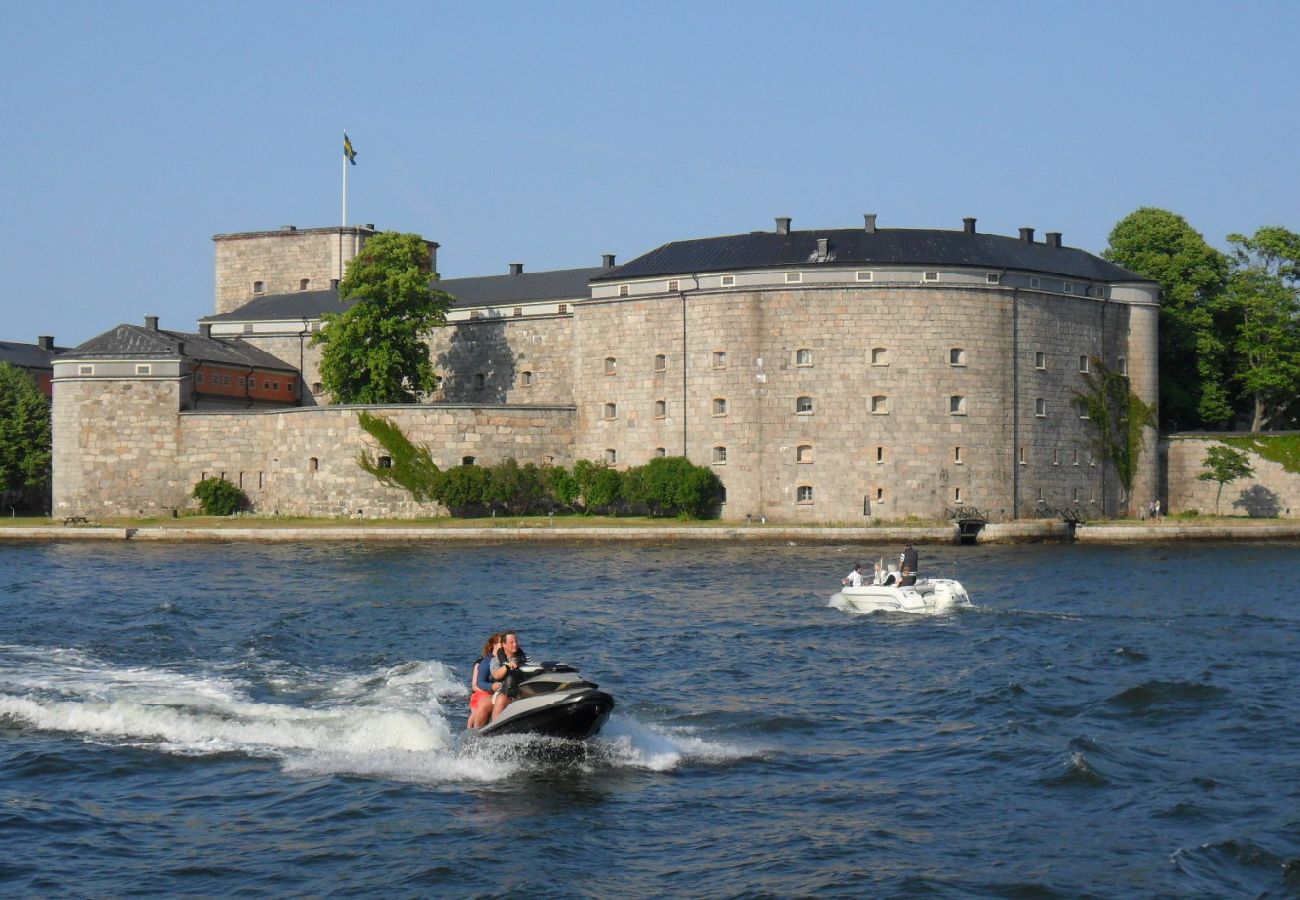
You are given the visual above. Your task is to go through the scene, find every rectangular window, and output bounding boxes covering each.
[1030,276,1041,289]
[558,304,568,314]
[875,446,884,464]
[785,272,802,284]
[618,285,629,297]
[135,364,151,375]
[666,279,680,292]
[237,376,245,388]
[1035,398,1047,417]
[954,487,962,502]
[1035,351,1046,370]
[1063,281,1074,294]
[954,446,963,464]
[986,273,1000,284]
[923,271,939,282]
[1118,357,1128,375]
[720,274,736,287]
[78,364,94,375]
[1019,447,1027,465]
[1079,355,1090,373]
[856,271,873,282]
[513,307,523,317]
[712,351,726,368]
[195,372,204,384]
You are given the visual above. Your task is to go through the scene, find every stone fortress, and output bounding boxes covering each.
[52,214,1164,523]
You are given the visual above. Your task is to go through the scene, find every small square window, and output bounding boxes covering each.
[558,304,568,314]
[950,395,966,415]
[1030,277,1041,289]
[513,307,523,317]
[923,271,939,282]
[950,348,966,366]
[654,447,666,458]
[253,280,265,293]
[712,351,727,368]
[871,395,889,415]
[136,364,151,375]
[666,279,680,292]
[712,397,727,416]
[796,445,813,463]
[785,272,802,284]
[856,271,874,282]
[795,348,812,366]
[720,274,736,287]
[604,448,617,465]
[712,446,727,464]
[986,273,1000,284]
[796,396,813,414]
[797,485,814,503]
[871,347,890,366]
[618,285,629,297]
[522,371,534,386]
[1063,281,1074,294]
[604,402,617,419]
[605,357,617,375]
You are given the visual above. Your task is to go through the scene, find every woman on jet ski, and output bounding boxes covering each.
[490,631,527,722]
[467,633,503,730]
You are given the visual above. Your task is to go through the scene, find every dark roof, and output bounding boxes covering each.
[593,227,1152,284]
[0,339,69,370]
[203,267,607,323]
[67,324,297,371]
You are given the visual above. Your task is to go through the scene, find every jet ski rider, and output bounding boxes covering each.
[467,633,503,730]
[490,631,528,723]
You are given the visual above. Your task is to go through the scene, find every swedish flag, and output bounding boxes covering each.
[343,132,357,166]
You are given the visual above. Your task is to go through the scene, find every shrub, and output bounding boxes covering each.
[676,465,723,519]
[192,477,247,515]
[436,464,490,509]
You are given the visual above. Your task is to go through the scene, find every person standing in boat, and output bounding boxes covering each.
[468,633,503,730]
[490,631,528,722]
[874,560,897,586]
[899,542,918,586]
[842,563,864,587]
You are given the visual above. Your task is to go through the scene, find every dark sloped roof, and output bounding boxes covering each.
[593,227,1152,284]
[0,339,69,369]
[67,324,297,371]
[203,267,607,323]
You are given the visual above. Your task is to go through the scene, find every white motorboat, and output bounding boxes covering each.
[831,577,972,615]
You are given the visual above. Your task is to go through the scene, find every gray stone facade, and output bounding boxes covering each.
[1165,435,1300,517]
[53,218,1166,522]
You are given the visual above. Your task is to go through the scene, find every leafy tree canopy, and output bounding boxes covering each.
[0,362,52,496]
[1104,208,1232,430]
[311,232,452,404]
[1225,227,1300,431]
[1197,444,1255,516]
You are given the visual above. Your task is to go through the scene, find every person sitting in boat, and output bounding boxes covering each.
[842,563,864,587]
[898,542,918,586]
[874,560,897,586]
[467,633,503,730]
[490,631,528,722]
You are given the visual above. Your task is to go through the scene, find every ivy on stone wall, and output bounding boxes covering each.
[1073,357,1157,496]
[356,411,443,502]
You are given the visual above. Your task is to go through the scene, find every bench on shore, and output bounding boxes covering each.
[62,516,90,526]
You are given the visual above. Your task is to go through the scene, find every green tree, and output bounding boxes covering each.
[485,458,544,515]
[311,232,452,403]
[637,456,695,516]
[1224,226,1300,431]
[0,362,52,503]
[542,464,580,511]
[436,464,489,510]
[1074,358,1157,514]
[1197,444,1255,515]
[355,411,442,501]
[1104,208,1232,429]
[675,465,723,519]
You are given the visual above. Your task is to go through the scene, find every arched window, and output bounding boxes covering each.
[462,456,476,466]
[521,371,534,386]
[712,397,727,416]
[795,348,812,366]
[308,457,318,472]
[604,448,617,465]
[950,348,966,366]
[871,347,890,366]
[605,357,617,375]
[871,395,889,414]
[712,446,727,464]
[796,444,813,463]
[654,353,666,372]
[604,402,618,420]
[797,485,814,503]
[950,395,966,415]
[654,400,666,418]
[654,447,666,458]
[796,396,813,414]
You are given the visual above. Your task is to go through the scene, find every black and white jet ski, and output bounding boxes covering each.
[475,662,615,740]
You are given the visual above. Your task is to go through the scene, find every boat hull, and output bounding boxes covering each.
[832,578,971,615]
[477,688,615,740]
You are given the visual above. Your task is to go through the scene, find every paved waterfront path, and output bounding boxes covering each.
[4,521,1300,543]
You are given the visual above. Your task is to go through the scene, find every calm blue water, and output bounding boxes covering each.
[1,539,1298,897]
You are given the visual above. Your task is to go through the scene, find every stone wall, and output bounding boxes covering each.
[1165,435,1300,517]
[569,285,1148,522]
[213,228,372,315]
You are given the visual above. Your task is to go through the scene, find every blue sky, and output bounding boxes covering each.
[3,1,1298,346]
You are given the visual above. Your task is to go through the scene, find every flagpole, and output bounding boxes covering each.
[340,130,348,281]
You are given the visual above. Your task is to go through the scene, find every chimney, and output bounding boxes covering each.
[963,217,977,235]
[602,254,616,268]
[280,225,297,232]
[817,237,829,257]
[1046,232,1062,248]
[1019,227,1035,243]
[176,341,185,357]
[864,214,877,233]
[145,315,159,331]
[199,323,212,339]
[775,217,791,235]
[508,263,524,275]
[37,335,54,351]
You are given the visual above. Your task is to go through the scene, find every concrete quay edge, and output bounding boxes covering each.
[2,521,1298,544]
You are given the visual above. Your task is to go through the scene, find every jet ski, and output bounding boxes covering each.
[474,661,615,740]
